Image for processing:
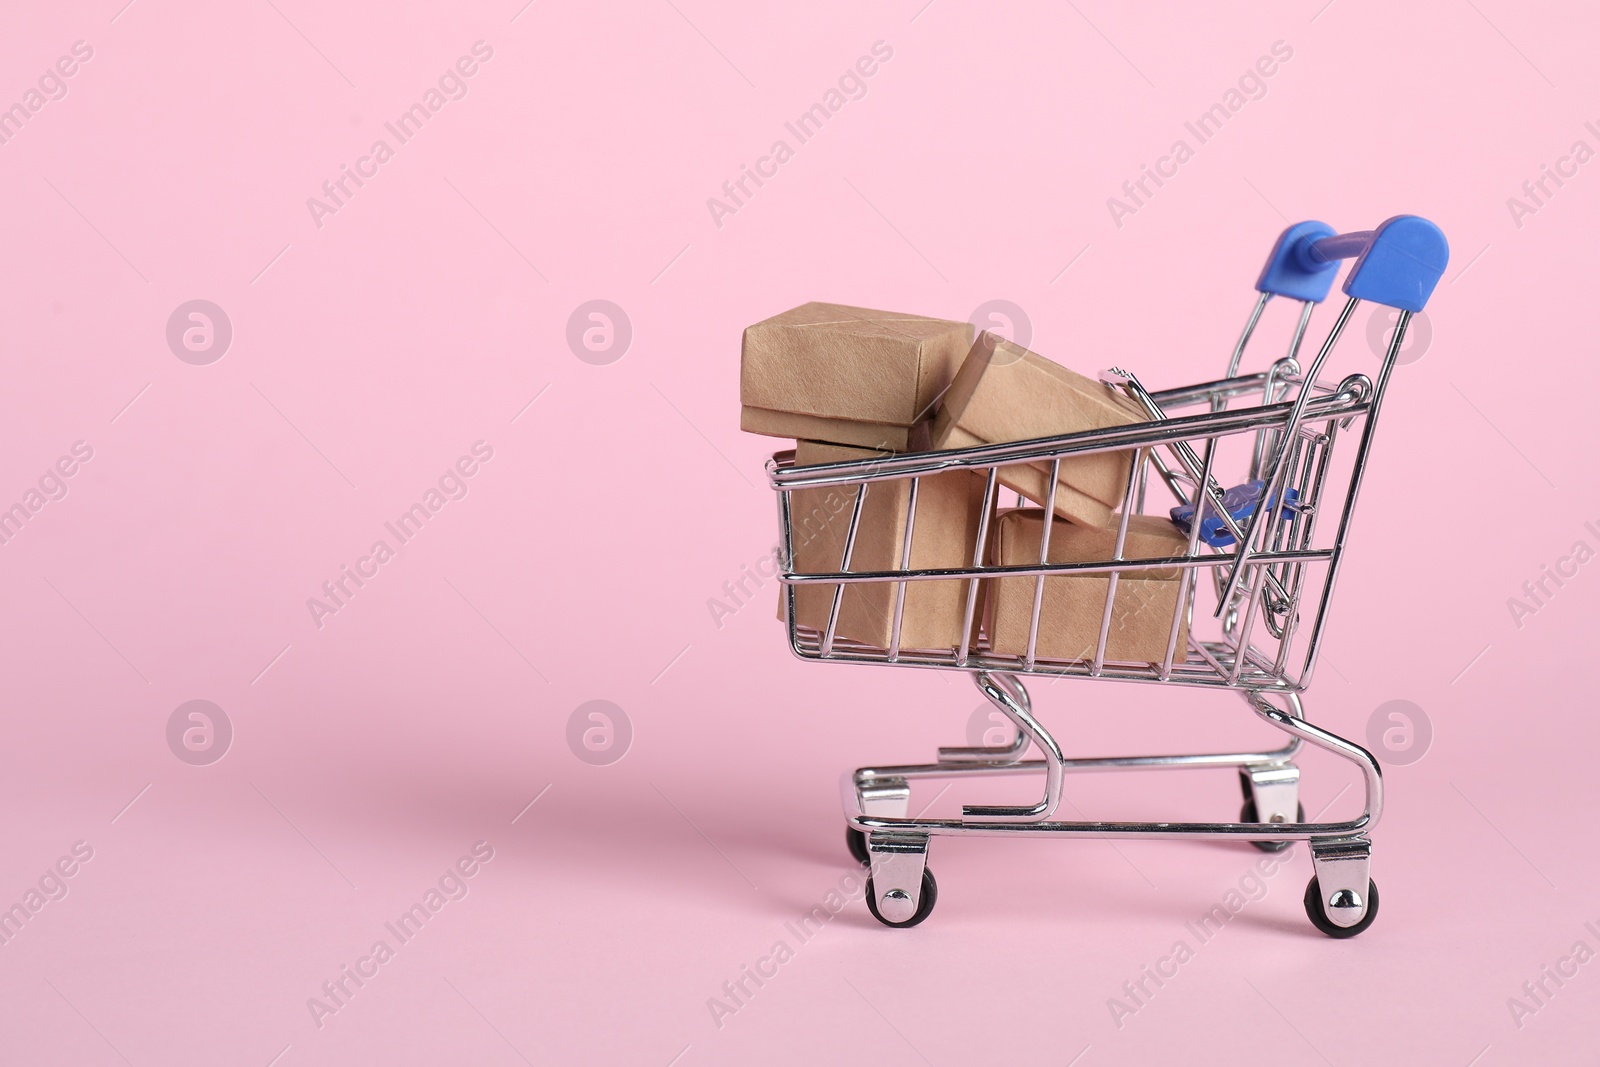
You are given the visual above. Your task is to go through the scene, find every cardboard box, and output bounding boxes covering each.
[987,508,1191,665]
[784,441,988,651]
[742,303,974,451]
[932,333,1148,527]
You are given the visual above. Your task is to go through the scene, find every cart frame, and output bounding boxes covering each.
[764,217,1449,932]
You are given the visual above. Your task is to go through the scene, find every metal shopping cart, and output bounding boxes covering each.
[765,216,1448,932]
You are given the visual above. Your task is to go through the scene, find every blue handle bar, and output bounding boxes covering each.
[1255,215,1449,312]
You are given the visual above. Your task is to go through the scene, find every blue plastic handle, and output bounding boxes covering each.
[1256,215,1450,312]
[1255,220,1339,303]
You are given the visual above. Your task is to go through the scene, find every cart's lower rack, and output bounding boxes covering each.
[838,674,1383,936]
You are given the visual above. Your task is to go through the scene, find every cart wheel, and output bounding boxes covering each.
[865,867,938,928]
[846,827,870,867]
[1303,875,1379,938]
[1240,799,1305,853]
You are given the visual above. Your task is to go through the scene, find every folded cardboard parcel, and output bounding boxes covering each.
[986,508,1191,666]
[741,302,973,451]
[745,302,1178,657]
[783,441,987,651]
[932,332,1147,528]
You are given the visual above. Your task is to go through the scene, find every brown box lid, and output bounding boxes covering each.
[741,303,973,430]
[934,333,1146,477]
[932,334,1148,525]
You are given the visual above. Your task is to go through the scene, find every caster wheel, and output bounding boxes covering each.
[865,867,937,928]
[846,827,870,867]
[1241,799,1305,853]
[1303,875,1379,938]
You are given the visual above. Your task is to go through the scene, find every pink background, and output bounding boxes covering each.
[2,0,1597,1063]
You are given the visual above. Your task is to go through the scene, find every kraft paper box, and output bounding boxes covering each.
[987,509,1190,665]
[783,441,987,651]
[741,303,974,451]
[932,333,1148,528]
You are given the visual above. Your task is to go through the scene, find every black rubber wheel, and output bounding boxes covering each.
[865,867,938,928]
[1303,875,1380,938]
[846,826,870,867]
[1240,799,1305,853]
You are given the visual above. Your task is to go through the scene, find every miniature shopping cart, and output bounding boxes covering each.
[766,216,1448,933]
